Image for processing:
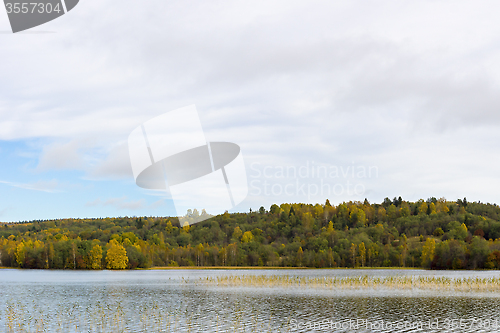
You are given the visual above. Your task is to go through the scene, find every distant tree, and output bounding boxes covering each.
[126,245,147,269]
[350,208,366,227]
[327,221,334,233]
[421,238,436,268]
[400,203,411,217]
[457,197,468,208]
[136,217,144,229]
[426,197,437,205]
[297,247,303,266]
[455,223,468,241]
[269,204,280,215]
[106,240,128,270]
[377,207,387,221]
[358,242,366,267]
[195,243,204,266]
[241,231,254,243]
[429,203,437,215]
[474,229,485,238]
[469,236,488,269]
[387,205,398,220]
[433,228,444,237]
[418,201,428,215]
[89,244,102,270]
[232,226,243,240]
[382,197,392,208]
[15,242,26,268]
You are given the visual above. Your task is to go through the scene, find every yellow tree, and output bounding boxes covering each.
[367,243,379,267]
[106,240,128,270]
[456,223,468,241]
[377,207,387,221]
[182,222,190,233]
[399,203,411,217]
[437,198,450,213]
[429,202,437,215]
[387,204,398,220]
[313,204,324,220]
[297,247,303,267]
[232,226,243,240]
[302,212,314,230]
[350,208,367,226]
[15,241,26,268]
[421,238,436,268]
[219,247,227,266]
[418,201,428,215]
[241,231,254,243]
[358,242,366,267]
[89,243,103,270]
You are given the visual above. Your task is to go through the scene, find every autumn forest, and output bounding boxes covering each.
[1,197,500,270]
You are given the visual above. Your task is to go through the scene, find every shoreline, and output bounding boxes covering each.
[5,266,493,271]
[0,266,425,271]
[148,266,424,270]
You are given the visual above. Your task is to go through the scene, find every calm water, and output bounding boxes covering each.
[1,269,500,332]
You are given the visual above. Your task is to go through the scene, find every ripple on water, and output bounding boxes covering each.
[1,269,500,332]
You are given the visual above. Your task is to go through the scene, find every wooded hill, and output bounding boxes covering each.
[2,197,500,270]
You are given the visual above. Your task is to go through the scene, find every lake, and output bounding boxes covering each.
[1,268,500,332]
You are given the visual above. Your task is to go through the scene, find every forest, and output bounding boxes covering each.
[2,197,500,270]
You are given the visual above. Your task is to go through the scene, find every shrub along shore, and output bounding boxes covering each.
[2,197,500,270]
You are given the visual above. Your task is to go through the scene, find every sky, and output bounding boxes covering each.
[1,0,500,222]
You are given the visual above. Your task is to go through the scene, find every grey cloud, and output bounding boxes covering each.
[3,0,500,208]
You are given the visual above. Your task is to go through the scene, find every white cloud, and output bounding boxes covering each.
[0,179,78,193]
[88,142,133,179]
[36,140,86,171]
[85,196,165,211]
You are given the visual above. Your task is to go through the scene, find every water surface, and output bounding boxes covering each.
[1,269,500,332]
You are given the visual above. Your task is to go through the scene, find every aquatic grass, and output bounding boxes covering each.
[10,274,497,332]
[3,299,287,333]
[199,274,500,292]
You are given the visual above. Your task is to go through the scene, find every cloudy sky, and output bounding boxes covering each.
[1,0,500,222]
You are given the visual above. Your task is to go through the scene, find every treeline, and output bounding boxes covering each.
[2,197,500,270]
